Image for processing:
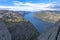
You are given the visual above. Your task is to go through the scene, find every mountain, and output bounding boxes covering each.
[38,19,60,40]
[8,21,39,40]
[34,11,60,23]
[0,20,11,40]
[0,10,39,40]
[0,10,31,16]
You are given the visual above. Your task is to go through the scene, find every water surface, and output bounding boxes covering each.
[24,12,53,33]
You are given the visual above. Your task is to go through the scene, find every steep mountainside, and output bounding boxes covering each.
[8,21,39,40]
[0,20,11,40]
[38,19,60,40]
[0,10,39,40]
[34,11,60,23]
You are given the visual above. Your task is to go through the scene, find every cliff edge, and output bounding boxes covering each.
[38,20,60,40]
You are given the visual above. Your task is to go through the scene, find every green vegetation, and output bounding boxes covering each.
[3,19,40,40]
[29,31,39,40]
[34,11,60,23]
[0,10,40,40]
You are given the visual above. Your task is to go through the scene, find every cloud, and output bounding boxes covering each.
[13,1,51,7]
[0,1,60,11]
[13,1,60,11]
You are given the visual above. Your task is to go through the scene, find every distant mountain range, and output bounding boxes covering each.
[34,11,60,23]
[0,10,32,16]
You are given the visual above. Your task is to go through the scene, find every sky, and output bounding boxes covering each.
[0,0,60,11]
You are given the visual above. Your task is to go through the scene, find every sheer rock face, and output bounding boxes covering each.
[0,20,11,40]
[38,20,60,40]
[8,21,39,40]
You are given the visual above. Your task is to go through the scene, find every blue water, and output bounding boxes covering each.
[24,12,53,33]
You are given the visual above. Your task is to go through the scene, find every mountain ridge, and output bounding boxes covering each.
[34,11,60,23]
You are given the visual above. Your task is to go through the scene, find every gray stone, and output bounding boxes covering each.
[38,26,58,40]
[0,20,11,40]
[8,21,39,40]
[38,20,60,40]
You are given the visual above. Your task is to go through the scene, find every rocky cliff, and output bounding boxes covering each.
[8,21,39,40]
[38,20,60,40]
[0,20,11,40]
[0,10,39,40]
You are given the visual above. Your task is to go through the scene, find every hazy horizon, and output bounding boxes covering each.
[0,0,60,11]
